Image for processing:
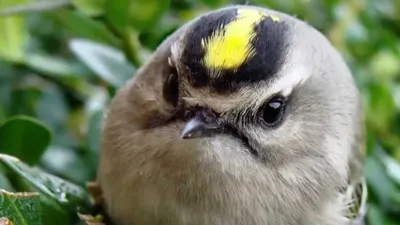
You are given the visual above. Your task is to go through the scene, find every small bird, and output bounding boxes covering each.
[97,5,367,225]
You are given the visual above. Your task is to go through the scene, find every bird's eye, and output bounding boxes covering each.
[261,96,286,126]
[163,67,179,107]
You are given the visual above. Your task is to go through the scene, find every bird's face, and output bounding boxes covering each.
[98,6,365,225]
[162,6,361,167]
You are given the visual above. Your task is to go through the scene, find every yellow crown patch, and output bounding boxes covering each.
[201,9,280,70]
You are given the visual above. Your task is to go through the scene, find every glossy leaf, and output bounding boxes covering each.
[85,109,103,171]
[0,110,5,125]
[0,164,14,192]
[0,190,41,225]
[105,0,170,32]
[104,0,130,33]
[129,0,170,32]
[367,203,388,225]
[365,155,397,209]
[0,116,51,166]
[9,88,41,117]
[71,0,105,17]
[0,1,69,16]
[24,53,92,78]
[369,50,400,81]
[51,9,120,47]
[7,174,71,225]
[139,12,181,50]
[40,146,92,184]
[382,154,400,186]
[23,54,95,99]
[85,87,107,157]
[367,83,396,131]
[0,0,27,63]
[69,38,135,88]
[7,165,71,225]
[35,86,69,131]
[0,154,90,209]
[87,110,103,152]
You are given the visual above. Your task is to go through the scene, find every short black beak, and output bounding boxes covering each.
[180,114,222,139]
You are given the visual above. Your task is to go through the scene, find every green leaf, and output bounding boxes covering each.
[34,85,73,148]
[201,0,229,7]
[369,49,400,81]
[105,0,170,32]
[0,116,52,166]
[39,194,70,225]
[22,53,95,99]
[0,173,13,192]
[87,109,104,152]
[365,154,398,209]
[139,12,180,50]
[51,9,120,47]
[0,164,14,192]
[72,0,105,17]
[129,0,170,32]
[7,167,71,225]
[0,0,27,63]
[0,154,90,211]
[40,146,92,185]
[0,190,42,225]
[85,87,107,154]
[381,154,400,186]
[86,109,103,165]
[69,38,135,88]
[24,53,92,78]
[85,87,108,118]
[0,0,69,16]
[104,0,130,33]
[394,85,400,110]
[9,88,41,117]
[367,83,396,131]
[367,203,389,225]
[0,110,5,125]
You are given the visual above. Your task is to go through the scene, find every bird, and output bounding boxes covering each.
[97,4,367,225]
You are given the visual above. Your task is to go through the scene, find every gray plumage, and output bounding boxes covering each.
[97,5,366,225]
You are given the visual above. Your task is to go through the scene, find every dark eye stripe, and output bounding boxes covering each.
[223,122,259,157]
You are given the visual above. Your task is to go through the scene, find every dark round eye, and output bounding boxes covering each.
[261,96,286,126]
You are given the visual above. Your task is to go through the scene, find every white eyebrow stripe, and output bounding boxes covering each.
[271,64,311,97]
[249,64,312,108]
[267,36,314,98]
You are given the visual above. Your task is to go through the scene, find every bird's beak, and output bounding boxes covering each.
[180,114,222,139]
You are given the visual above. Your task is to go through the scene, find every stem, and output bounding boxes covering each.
[122,28,142,67]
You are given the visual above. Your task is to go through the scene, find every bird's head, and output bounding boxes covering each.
[98,6,365,224]
[160,5,362,168]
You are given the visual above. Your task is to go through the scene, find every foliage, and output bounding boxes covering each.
[0,0,399,224]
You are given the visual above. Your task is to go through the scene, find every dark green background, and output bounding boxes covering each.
[0,0,399,224]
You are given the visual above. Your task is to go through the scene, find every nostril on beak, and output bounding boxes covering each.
[180,109,222,139]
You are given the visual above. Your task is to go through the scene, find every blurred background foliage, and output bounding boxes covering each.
[0,0,399,224]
